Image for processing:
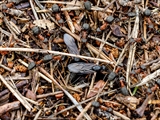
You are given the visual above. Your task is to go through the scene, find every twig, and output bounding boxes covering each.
[146,33,154,43]
[38,67,92,120]
[34,109,42,120]
[55,89,117,116]
[0,63,12,72]
[22,110,27,120]
[0,75,32,111]
[143,15,150,75]
[23,96,38,105]
[49,38,54,92]
[39,1,82,6]
[76,102,92,120]
[0,80,28,97]
[63,6,75,33]
[88,35,122,50]
[86,43,115,66]
[11,111,16,120]
[88,33,105,98]
[4,76,31,81]
[17,60,91,118]
[0,48,114,64]
[113,110,130,120]
[126,6,139,87]
[0,101,20,116]
[103,0,117,11]
[1,20,26,44]
[136,93,154,117]
[18,59,52,83]
[29,0,39,20]
[113,42,129,71]
[36,7,112,12]
[36,91,63,99]
[136,68,160,87]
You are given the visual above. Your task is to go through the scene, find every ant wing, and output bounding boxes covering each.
[64,33,79,55]
[68,62,95,74]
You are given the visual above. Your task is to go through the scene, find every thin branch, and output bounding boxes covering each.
[0,47,114,64]
[0,75,32,111]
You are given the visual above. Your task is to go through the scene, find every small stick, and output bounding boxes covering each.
[36,91,63,99]
[143,16,150,75]
[146,33,154,43]
[49,38,54,92]
[88,33,105,99]
[97,0,100,6]
[103,0,117,11]
[0,80,28,97]
[88,33,105,115]
[89,32,111,115]
[0,101,20,116]
[33,109,42,120]
[0,63,12,72]
[29,0,39,20]
[23,96,38,105]
[74,83,89,89]
[136,93,154,117]
[86,43,115,66]
[76,102,92,120]
[88,35,122,50]
[39,1,82,6]
[55,89,117,116]
[63,6,75,33]
[1,20,26,44]
[151,109,160,120]
[11,111,16,120]
[4,76,31,81]
[22,110,27,120]
[126,6,139,87]
[112,110,130,120]
[18,59,52,83]
[0,48,114,64]
[36,7,113,12]
[136,68,160,87]
[113,42,129,71]
[0,75,32,111]
[16,110,21,120]
[38,67,92,120]
[143,58,160,66]
[76,12,84,24]
[0,27,11,36]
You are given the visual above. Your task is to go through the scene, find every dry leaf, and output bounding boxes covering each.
[7,61,14,68]
[73,22,81,32]
[53,38,64,44]
[15,65,27,72]
[25,89,36,100]
[57,105,69,117]
[111,48,119,58]
[87,80,105,98]
[55,93,64,99]
[0,68,5,75]
[37,87,44,95]
[116,94,140,110]
[152,36,160,42]
[111,25,125,37]
[156,46,160,55]
[33,19,55,31]
[120,27,127,34]
[73,93,81,102]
